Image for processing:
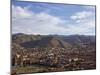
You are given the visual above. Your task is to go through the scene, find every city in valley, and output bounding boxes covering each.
[12,34,96,74]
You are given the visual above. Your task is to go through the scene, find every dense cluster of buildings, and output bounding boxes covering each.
[12,47,86,68]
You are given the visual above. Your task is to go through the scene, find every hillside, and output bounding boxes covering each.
[12,33,96,49]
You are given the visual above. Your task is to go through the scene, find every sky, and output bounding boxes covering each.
[12,0,96,35]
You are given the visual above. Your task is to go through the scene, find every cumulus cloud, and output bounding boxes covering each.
[12,5,68,35]
[12,5,95,35]
[70,10,95,35]
[70,11,93,20]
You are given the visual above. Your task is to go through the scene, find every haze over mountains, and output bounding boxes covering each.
[12,33,96,49]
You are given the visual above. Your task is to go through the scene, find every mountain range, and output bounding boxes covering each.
[12,33,96,49]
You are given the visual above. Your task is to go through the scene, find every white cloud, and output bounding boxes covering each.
[12,5,95,35]
[69,10,95,35]
[12,5,33,18]
[70,11,93,20]
[12,5,68,35]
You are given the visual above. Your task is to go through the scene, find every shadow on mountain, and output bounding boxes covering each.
[20,36,71,48]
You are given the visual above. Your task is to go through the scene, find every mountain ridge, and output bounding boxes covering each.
[12,33,96,49]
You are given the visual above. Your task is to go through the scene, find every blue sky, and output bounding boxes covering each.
[12,0,96,35]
